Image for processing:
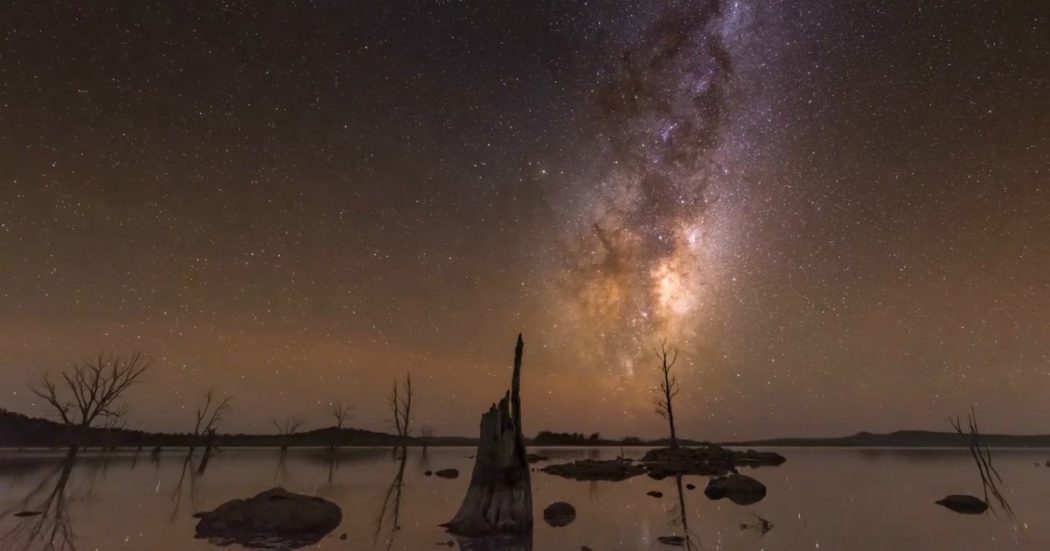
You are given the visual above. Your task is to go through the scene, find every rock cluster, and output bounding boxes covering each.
[541,445,785,482]
[539,458,645,481]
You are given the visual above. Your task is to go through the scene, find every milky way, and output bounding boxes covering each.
[559,0,737,373]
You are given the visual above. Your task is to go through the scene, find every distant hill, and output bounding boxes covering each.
[721,430,1050,448]
[5,408,1050,449]
[0,408,426,449]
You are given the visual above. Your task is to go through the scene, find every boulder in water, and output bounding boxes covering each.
[542,501,576,527]
[193,487,341,549]
[704,474,767,505]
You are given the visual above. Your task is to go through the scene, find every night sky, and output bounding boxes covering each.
[1,1,1046,440]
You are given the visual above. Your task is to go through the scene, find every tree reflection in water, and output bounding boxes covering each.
[1,447,80,551]
[372,449,408,550]
[169,450,200,522]
[668,475,700,550]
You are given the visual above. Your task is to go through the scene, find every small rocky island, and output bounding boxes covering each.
[540,444,786,482]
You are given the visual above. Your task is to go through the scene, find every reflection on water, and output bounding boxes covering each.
[373,450,407,550]
[2,447,79,550]
[0,446,1048,550]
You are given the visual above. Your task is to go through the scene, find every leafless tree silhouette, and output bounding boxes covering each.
[329,401,353,451]
[31,352,150,439]
[272,417,306,451]
[389,374,413,442]
[330,401,353,429]
[192,390,233,446]
[191,390,232,474]
[653,341,681,449]
[949,407,1015,519]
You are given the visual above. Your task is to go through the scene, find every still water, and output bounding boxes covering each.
[1,446,1048,550]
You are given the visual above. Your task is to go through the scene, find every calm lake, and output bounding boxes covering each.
[1,446,1047,550]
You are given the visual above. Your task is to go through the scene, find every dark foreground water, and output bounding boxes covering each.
[1,446,1048,550]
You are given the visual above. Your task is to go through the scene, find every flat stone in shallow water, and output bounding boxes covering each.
[936,494,988,514]
[193,487,341,549]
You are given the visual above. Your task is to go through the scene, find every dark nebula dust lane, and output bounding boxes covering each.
[0,1,1046,439]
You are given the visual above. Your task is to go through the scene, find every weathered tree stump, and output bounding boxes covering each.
[444,334,533,535]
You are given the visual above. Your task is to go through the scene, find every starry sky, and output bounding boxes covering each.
[1,1,1047,440]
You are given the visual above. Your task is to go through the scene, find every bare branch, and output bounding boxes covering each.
[272,417,306,436]
[388,374,414,439]
[30,352,150,429]
[330,401,354,429]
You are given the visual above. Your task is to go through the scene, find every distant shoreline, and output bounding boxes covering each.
[5,409,1050,449]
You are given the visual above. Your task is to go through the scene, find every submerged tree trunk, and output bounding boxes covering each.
[444,334,532,535]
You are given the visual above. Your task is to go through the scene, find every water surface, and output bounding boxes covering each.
[1,446,1047,550]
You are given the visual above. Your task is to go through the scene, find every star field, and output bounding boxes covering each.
[0,0,1046,439]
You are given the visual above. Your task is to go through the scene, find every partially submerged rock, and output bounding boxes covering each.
[936,494,988,515]
[542,501,576,527]
[657,535,687,546]
[643,446,785,478]
[435,468,460,479]
[646,490,663,498]
[193,487,341,549]
[540,458,645,481]
[704,474,767,505]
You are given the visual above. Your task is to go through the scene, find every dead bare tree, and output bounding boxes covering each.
[329,401,354,451]
[273,417,306,451]
[653,341,681,449]
[331,401,353,429]
[31,352,150,447]
[191,390,233,474]
[949,407,1015,519]
[192,390,233,446]
[389,374,413,443]
[444,334,532,536]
